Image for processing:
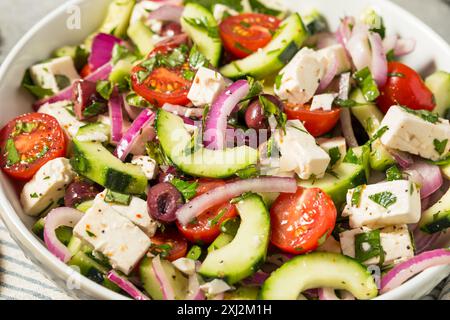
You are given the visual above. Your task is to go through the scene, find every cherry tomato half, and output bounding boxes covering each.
[0,113,67,180]
[284,104,341,137]
[131,41,193,107]
[219,13,281,59]
[80,64,92,78]
[270,187,337,255]
[150,228,188,262]
[176,179,238,244]
[377,61,435,114]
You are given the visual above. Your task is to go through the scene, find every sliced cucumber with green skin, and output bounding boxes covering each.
[156,109,258,178]
[99,0,136,38]
[32,218,72,245]
[76,122,111,141]
[199,194,270,284]
[419,187,450,234]
[207,233,234,253]
[181,3,222,67]
[350,89,396,170]
[425,71,450,118]
[298,162,366,207]
[70,139,147,194]
[75,200,94,213]
[260,252,378,300]
[224,286,259,300]
[127,20,155,56]
[220,13,308,79]
[140,256,188,300]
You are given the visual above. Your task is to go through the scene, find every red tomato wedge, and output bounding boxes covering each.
[176,179,238,244]
[284,104,341,137]
[0,113,66,180]
[150,228,188,262]
[270,187,337,255]
[80,64,92,78]
[219,13,281,59]
[377,61,436,114]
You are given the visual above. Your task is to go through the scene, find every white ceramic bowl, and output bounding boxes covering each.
[0,0,449,300]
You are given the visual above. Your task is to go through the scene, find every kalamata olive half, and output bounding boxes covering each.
[64,181,100,208]
[147,183,183,223]
[245,94,284,130]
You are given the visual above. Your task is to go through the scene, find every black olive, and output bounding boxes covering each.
[147,183,183,223]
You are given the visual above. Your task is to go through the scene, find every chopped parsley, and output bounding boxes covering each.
[30,192,39,198]
[259,95,287,131]
[333,98,366,108]
[386,165,403,181]
[82,101,106,118]
[189,45,209,69]
[328,147,341,167]
[242,76,263,102]
[150,243,172,259]
[182,69,196,81]
[433,138,448,156]
[85,230,97,238]
[351,185,365,207]
[275,74,283,90]
[400,106,439,124]
[355,230,384,264]
[96,80,114,100]
[5,139,20,166]
[208,207,228,227]
[21,70,54,99]
[170,178,198,201]
[13,121,37,136]
[125,91,151,108]
[353,67,380,102]
[368,191,397,208]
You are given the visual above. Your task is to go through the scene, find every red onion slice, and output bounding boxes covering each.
[242,271,270,286]
[43,207,83,263]
[176,177,297,225]
[33,63,113,110]
[318,288,355,300]
[162,103,204,118]
[318,54,338,91]
[109,88,124,143]
[394,38,416,56]
[147,4,184,22]
[340,108,359,148]
[316,32,338,49]
[338,72,351,100]
[368,32,388,87]
[186,274,205,300]
[107,270,150,300]
[123,94,142,120]
[89,33,122,71]
[413,228,442,254]
[335,16,355,49]
[204,80,249,150]
[383,34,398,54]
[380,248,450,294]
[389,149,414,169]
[152,255,175,300]
[114,108,156,161]
[346,22,371,71]
[406,160,443,199]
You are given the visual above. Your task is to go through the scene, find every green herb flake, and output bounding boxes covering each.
[259,95,286,130]
[353,67,380,102]
[189,45,209,70]
[328,147,341,167]
[170,178,198,201]
[150,243,172,259]
[333,98,365,108]
[182,69,196,81]
[433,139,448,156]
[5,139,20,166]
[96,80,114,100]
[85,230,97,238]
[386,165,403,181]
[351,185,365,207]
[236,165,259,179]
[186,245,202,260]
[104,189,132,206]
[30,192,39,198]
[21,70,54,99]
[82,101,106,118]
[343,148,359,164]
[275,74,283,90]
[55,74,71,90]
[400,106,439,124]
[354,229,384,264]
[208,207,228,227]
[368,191,397,208]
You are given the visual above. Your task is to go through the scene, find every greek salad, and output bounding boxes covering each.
[1,0,450,300]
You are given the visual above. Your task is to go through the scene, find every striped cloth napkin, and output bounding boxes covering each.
[1,218,449,300]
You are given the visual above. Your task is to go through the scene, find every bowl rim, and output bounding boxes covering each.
[0,0,449,300]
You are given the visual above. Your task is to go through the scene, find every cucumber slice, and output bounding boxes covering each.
[298,162,366,207]
[224,286,259,300]
[419,187,450,234]
[425,71,450,118]
[127,20,155,56]
[181,3,222,67]
[99,0,136,38]
[220,13,308,79]
[199,194,270,284]
[156,109,258,178]
[71,139,147,194]
[75,200,94,213]
[260,252,378,300]
[140,256,188,300]
[76,122,111,141]
[207,233,234,253]
[350,89,396,170]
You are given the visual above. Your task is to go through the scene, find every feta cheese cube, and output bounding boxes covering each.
[38,101,86,138]
[199,279,232,295]
[272,120,330,179]
[343,180,421,228]
[274,48,324,105]
[317,137,347,167]
[20,158,75,216]
[310,93,338,111]
[94,191,158,237]
[30,56,80,93]
[172,257,196,275]
[339,224,414,266]
[213,4,238,22]
[380,105,450,161]
[131,155,158,180]
[187,67,227,107]
[73,201,151,274]
[316,44,352,75]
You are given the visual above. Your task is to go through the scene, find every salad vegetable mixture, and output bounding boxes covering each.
[2,0,450,300]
